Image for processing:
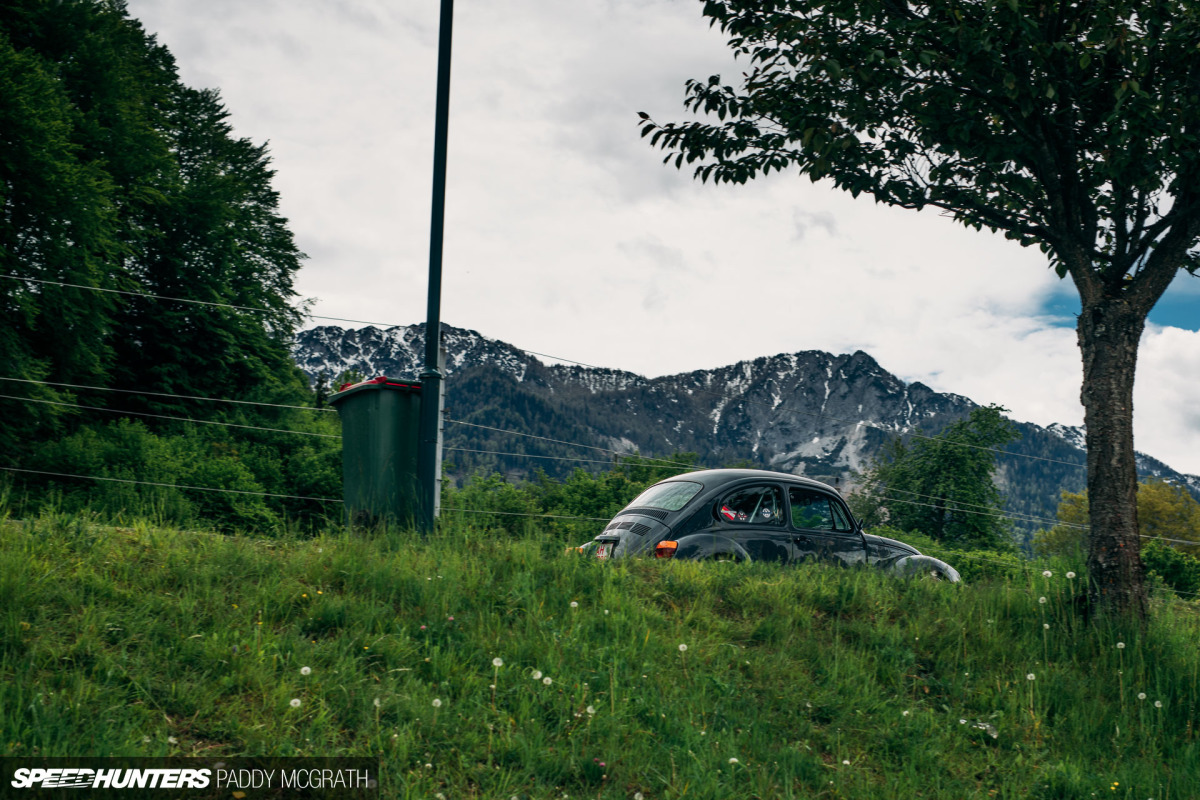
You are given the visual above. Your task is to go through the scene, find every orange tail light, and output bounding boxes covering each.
[654,540,678,559]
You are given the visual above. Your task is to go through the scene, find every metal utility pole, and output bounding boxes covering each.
[418,0,454,534]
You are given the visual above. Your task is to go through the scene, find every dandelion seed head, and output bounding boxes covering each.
[586,705,596,714]
[842,759,850,765]
[492,657,504,667]
[1039,596,1047,604]
[290,698,301,708]
[543,676,553,686]
[728,757,739,764]
[1043,570,1052,577]
[678,643,688,652]
[1027,673,1036,681]
[300,666,311,676]
[373,697,381,708]
[167,736,177,744]
[1044,623,1050,629]
[1066,571,1076,579]
[570,601,578,608]
[1155,700,1163,708]
[532,670,543,680]
[1117,642,1126,649]
[1138,693,1147,700]
[432,698,442,708]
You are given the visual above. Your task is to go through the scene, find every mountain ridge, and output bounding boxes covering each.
[292,323,1200,534]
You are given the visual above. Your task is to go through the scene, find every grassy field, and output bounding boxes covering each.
[2,509,1198,799]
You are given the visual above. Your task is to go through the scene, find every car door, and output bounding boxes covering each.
[713,483,791,562]
[787,486,866,566]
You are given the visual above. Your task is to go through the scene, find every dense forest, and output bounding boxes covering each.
[0,0,341,529]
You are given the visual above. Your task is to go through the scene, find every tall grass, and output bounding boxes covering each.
[1,508,1197,799]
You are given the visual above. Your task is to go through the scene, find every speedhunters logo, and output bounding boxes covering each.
[10,768,211,790]
[1,758,377,798]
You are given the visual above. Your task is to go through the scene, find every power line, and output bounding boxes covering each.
[874,493,1072,529]
[0,466,343,502]
[445,419,705,469]
[871,493,1200,547]
[0,376,336,413]
[441,507,611,522]
[445,447,615,466]
[867,489,1082,528]
[1,274,295,318]
[0,274,1103,472]
[1,274,412,329]
[0,393,340,439]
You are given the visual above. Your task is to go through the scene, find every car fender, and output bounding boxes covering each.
[672,533,751,562]
[889,555,962,583]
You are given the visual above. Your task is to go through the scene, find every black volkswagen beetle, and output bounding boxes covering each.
[584,469,960,581]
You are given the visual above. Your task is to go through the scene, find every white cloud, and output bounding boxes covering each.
[126,0,1200,475]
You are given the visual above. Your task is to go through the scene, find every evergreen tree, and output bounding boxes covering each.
[853,405,1020,549]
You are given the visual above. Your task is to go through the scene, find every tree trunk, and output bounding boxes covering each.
[1076,297,1147,619]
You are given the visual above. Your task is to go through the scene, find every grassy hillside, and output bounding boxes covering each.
[2,511,1197,799]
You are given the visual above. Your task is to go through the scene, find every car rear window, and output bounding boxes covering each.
[626,481,704,512]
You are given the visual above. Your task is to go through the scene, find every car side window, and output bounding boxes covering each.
[789,488,852,532]
[717,485,784,526]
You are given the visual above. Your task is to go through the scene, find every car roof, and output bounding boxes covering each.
[656,468,841,495]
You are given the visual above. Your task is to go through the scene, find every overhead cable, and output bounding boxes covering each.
[1,466,343,502]
[0,274,1100,472]
[445,418,704,468]
[0,393,339,438]
[0,375,336,413]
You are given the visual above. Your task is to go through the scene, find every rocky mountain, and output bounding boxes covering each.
[293,323,1200,536]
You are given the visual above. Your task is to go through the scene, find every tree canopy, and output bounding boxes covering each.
[0,0,307,451]
[1035,479,1200,558]
[641,0,1200,617]
[0,0,327,529]
[852,404,1020,549]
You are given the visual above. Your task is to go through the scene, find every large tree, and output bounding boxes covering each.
[0,0,306,432]
[641,0,1200,618]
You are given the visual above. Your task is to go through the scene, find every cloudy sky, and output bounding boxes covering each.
[125,0,1200,475]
